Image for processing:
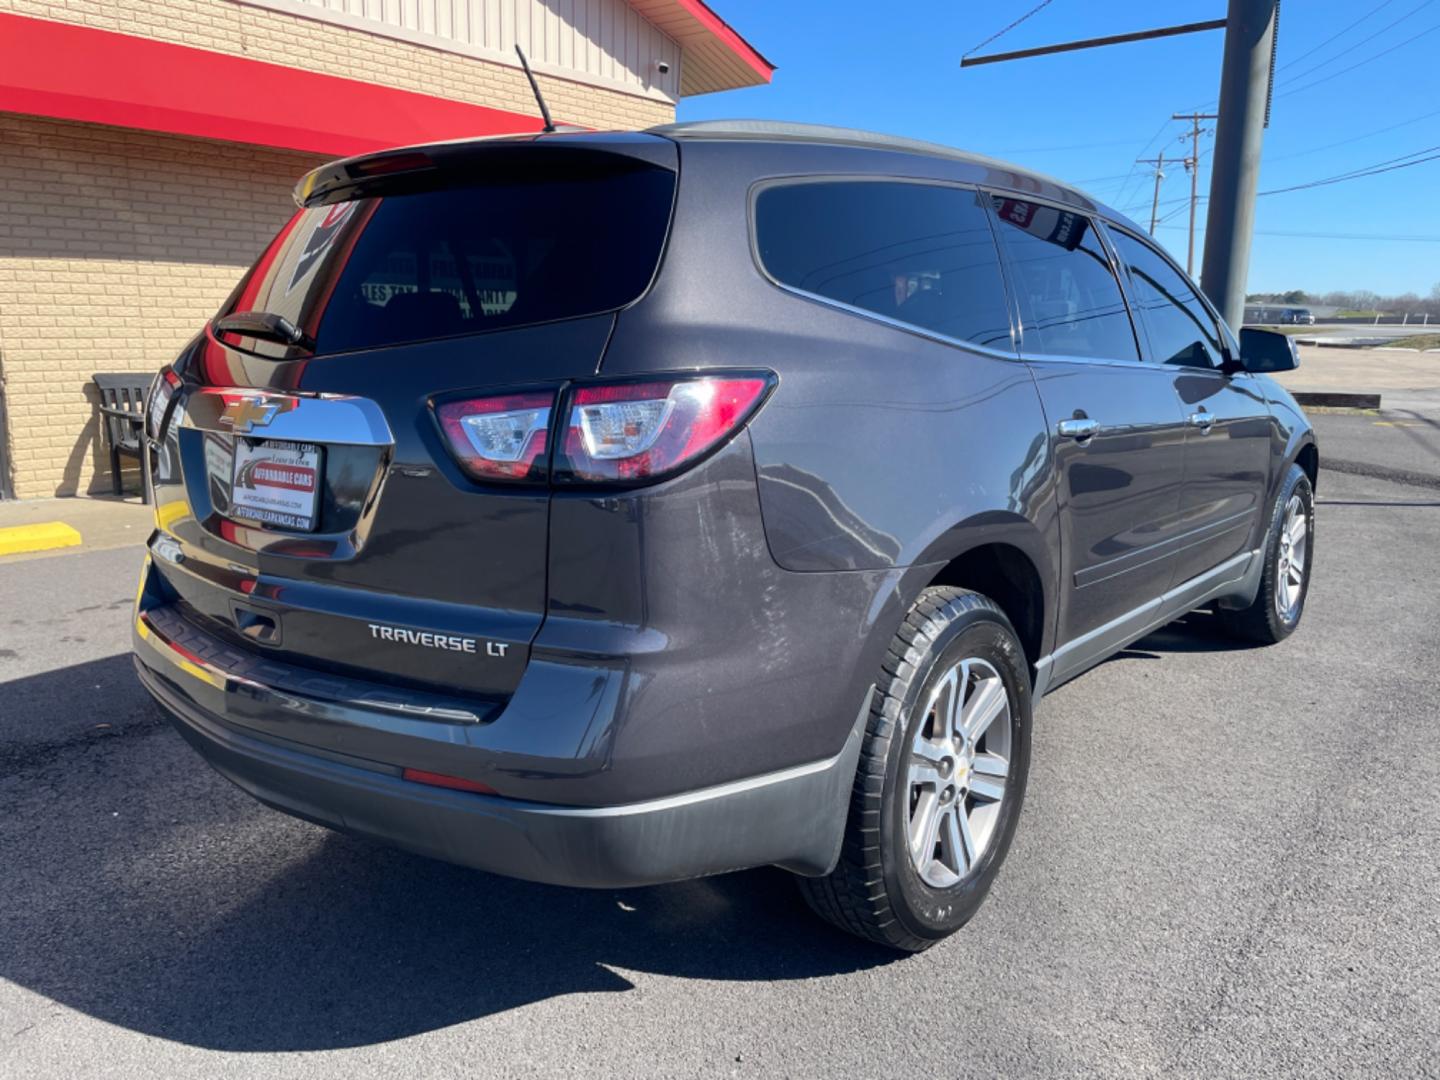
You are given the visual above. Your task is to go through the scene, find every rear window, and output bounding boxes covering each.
[753,180,1014,352]
[220,155,675,357]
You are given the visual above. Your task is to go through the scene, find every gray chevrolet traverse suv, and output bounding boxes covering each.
[132,120,1317,952]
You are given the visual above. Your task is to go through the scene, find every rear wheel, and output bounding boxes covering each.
[798,587,1031,952]
[1217,463,1314,644]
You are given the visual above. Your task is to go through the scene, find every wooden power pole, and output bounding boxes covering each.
[1137,152,1167,235]
[1172,112,1217,276]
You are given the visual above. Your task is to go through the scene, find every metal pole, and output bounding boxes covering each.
[1199,0,1279,330]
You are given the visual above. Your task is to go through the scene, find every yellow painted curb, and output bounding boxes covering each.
[0,521,83,557]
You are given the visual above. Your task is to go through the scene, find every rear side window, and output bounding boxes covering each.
[754,181,1013,351]
[990,197,1139,362]
[221,155,675,357]
[1108,229,1225,368]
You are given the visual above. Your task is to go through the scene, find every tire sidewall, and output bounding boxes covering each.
[1265,465,1315,637]
[879,608,1032,942]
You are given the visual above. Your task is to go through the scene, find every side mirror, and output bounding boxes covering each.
[1237,327,1299,373]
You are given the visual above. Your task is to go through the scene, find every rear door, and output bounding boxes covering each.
[148,139,677,699]
[989,195,1191,660]
[1104,226,1273,588]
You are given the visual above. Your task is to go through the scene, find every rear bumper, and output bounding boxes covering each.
[133,593,867,888]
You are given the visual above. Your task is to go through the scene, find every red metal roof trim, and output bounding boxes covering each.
[674,0,775,82]
[0,13,546,157]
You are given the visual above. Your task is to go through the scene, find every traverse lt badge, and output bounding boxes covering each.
[368,623,509,657]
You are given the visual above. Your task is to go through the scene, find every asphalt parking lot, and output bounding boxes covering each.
[2,424,1438,1078]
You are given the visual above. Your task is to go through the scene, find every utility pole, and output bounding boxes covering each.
[1172,112,1217,276]
[1137,152,1167,235]
[1200,0,1280,330]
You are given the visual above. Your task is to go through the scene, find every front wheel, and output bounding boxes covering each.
[1217,463,1314,644]
[797,587,1032,953]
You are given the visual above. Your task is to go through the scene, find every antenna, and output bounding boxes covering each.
[514,46,555,134]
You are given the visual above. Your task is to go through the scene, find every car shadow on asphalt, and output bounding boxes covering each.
[1108,610,1254,662]
[0,658,899,1052]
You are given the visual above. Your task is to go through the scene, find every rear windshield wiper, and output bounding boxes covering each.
[213,311,315,352]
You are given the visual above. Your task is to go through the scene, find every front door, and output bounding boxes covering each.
[990,196,1191,660]
[1105,227,1273,587]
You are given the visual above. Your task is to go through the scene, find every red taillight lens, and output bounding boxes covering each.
[401,768,496,794]
[435,391,553,483]
[556,376,772,483]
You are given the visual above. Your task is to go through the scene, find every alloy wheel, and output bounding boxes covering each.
[1274,493,1309,622]
[906,658,1012,888]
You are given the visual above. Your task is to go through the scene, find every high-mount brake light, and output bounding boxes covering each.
[557,376,773,483]
[435,391,553,483]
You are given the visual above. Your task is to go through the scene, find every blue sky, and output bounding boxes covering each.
[679,0,1440,297]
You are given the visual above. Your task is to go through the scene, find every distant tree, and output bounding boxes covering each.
[1281,289,1309,304]
[1431,281,1440,301]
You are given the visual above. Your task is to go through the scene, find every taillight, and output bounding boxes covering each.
[555,375,773,483]
[146,367,182,440]
[435,391,553,483]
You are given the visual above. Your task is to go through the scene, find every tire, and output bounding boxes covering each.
[798,587,1032,952]
[1216,463,1314,645]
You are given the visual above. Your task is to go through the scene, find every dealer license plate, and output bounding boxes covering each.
[230,439,323,532]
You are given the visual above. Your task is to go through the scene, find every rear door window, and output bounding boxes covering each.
[1108,228,1225,368]
[990,197,1140,362]
[753,180,1014,352]
[220,155,676,357]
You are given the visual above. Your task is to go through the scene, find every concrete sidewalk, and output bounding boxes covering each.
[0,495,153,562]
[1275,345,1440,414]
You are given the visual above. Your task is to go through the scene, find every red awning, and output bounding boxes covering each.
[0,13,547,157]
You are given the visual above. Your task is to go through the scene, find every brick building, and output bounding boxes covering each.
[0,0,771,499]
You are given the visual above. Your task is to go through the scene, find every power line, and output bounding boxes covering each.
[1112,118,1178,208]
[1258,145,1440,193]
[1278,0,1435,85]
[1267,105,1440,160]
[1277,18,1440,97]
[1156,225,1440,242]
[1273,0,1400,73]
[990,137,1151,154]
[963,0,1058,58]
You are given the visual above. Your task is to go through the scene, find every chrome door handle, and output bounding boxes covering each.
[1188,411,1215,432]
[1057,418,1100,441]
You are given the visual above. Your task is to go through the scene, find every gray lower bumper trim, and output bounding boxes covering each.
[138,657,869,889]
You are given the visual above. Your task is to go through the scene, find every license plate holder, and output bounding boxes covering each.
[230,438,323,532]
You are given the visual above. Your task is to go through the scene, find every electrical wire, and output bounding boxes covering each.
[1267,105,1440,160]
[1277,18,1440,97]
[1274,0,1400,73]
[1258,145,1440,193]
[963,0,1058,58]
[1277,0,1435,86]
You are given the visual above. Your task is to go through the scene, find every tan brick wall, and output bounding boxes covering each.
[0,0,676,132]
[0,114,325,498]
[0,2,676,498]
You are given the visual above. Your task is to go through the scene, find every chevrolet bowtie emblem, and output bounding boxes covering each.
[219,395,293,433]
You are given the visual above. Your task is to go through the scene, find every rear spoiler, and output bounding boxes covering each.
[292,132,674,207]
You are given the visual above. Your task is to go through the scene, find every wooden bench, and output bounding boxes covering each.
[94,372,153,503]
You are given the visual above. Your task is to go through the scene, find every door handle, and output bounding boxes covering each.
[1188,411,1215,432]
[1057,417,1100,441]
